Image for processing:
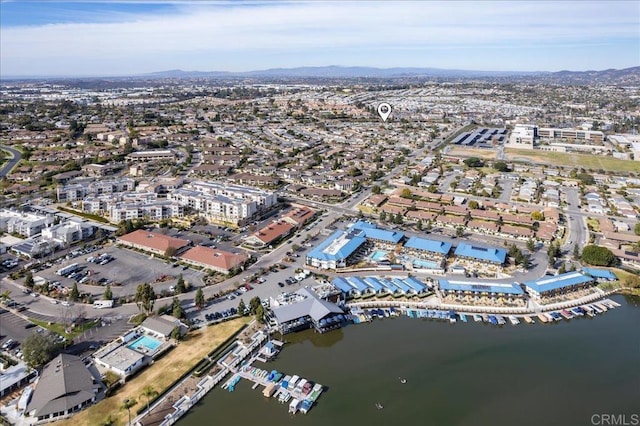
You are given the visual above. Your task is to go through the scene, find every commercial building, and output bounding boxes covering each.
[180,245,249,274]
[116,229,190,256]
[126,149,176,162]
[306,228,368,270]
[524,272,594,299]
[27,354,103,422]
[244,220,295,247]
[268,287,345,334]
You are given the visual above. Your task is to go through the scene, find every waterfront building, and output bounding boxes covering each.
[332,276,428,298]
[306,228,368,270]
[438,279,525,300]
[27,354,102,422]
[269,287,345,334]
[523,272,594,299]
[582,267,617,282]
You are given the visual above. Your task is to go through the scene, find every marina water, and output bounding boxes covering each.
[179,294,640,426]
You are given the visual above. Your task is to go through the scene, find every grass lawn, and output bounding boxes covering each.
[31,319,99,340]
[586,217,600,232]
[505,148,640,173]
[52,317,250,426]
[446,146,498,160]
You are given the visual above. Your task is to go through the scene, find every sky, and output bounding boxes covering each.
[1,0,639,77]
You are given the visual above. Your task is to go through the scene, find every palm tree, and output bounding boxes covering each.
[121,398,137,426]
[141,385,159,413]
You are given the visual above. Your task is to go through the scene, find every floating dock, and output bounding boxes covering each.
[237,364,324,415]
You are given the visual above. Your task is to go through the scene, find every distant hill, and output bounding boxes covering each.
[143,65,640,84]
[145,65,543,79]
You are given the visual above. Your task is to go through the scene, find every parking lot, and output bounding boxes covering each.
[0,309,34,347]
[35,244,206,299]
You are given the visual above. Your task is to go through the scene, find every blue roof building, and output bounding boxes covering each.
[306,229,367,269]
[582,268,617,281]
[404,237,452,256]
[453,243,507,264]
[351,221,404,244]
[524,272,594,298]
[438,279,524,296]
[331,275,428,297]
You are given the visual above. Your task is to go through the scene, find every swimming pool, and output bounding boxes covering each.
[128,335,162,352]
[370,250,389,262]
[413,259,439,269]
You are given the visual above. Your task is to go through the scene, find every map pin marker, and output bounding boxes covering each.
[377,103,392,122]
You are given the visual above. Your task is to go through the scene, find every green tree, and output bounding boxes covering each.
[103,284,113,301]
[493,161,509,172]
[238,299,247,316]
[581,245,618,266]
[526,239,535,252]
[141,385,158,413]
[25,271,34,289]
[134,283,156,314]
[371,185,381,195]
[22,333,59,369]
[170,326,183,341]
[164,246,177,259]
[379,211,387,222]
[468,200,479,209]
[400,188,412,199]
[416,219,423,231]
[255,304,265,323]
[634,222,640,236]
[558,263,567,274]
[121,398,137,426]
[249,296,261,315]
[69,282,80,302]
[573,244,581,260]
[171,297,185,319]
[195,287,205,310]
[463,157,484,168]
[175,274,186,294]
[456,226,464,238]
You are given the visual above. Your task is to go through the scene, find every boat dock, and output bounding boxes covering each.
[347,298,621,327]
[235,364,324,415]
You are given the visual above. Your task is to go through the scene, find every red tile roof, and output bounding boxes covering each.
[117,230,190,253]
[180,246,248,272]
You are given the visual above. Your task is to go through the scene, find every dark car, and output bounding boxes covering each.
[278,282,285,287]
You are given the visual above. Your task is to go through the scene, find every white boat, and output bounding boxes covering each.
[473,314,482,322]
[289,398,300,414]
[508,315,520,325]
[375,402,384,410]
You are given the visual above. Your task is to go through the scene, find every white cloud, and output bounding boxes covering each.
[1,1,638,75]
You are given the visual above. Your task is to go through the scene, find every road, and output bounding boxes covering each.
[0,145,22,178]
[563,187,590,251]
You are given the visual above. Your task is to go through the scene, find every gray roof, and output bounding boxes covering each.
[141,316,177,337]
[27,353,100,417]
[272,288,343,324]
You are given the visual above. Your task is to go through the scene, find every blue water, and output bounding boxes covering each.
[370,250,388,262]
[128,335,162,352]
[412,258,438,268]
